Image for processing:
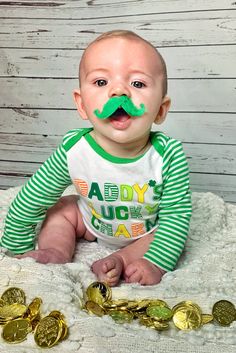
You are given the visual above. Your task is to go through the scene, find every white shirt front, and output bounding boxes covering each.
[66,133,163,249]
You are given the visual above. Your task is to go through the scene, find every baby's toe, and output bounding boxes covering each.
[102,258,116,273]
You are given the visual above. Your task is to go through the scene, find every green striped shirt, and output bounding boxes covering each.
[1,129,191,271]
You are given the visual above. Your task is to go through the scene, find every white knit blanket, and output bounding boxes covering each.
[0,186,235,353]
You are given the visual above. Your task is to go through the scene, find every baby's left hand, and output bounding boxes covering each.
[124,258,166,285]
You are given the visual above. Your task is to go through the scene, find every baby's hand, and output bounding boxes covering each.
[15,248,69,264]
[91,254,124,287]
[124,258,166,285]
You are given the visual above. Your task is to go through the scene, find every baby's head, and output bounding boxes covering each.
[74,30,171,147]
[79,30,168,98]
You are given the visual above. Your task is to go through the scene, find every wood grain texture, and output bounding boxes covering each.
[0,1,235,203]
[1,46,236,78]
[1,11,236,49]
[0,0,235,18]
[1,133,235,174]
[1,109,235,144]
[1,77,235,113]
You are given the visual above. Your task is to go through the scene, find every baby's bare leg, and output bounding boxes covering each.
[17,195,95,264]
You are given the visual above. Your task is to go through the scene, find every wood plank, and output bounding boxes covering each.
[0,10,236,49]
[0,134,59,163]
[1,46,236,78]
[0,108,87,135]
[189,173,236,203]
[0,165,235,203]
[0,160,42,175]
[184,143,236,174]
[1,109,236,145]
[1,78,235,113]
[0,0,235,18]
[0,175,28,189]
[1,134,235,174]
[159,113,236,144]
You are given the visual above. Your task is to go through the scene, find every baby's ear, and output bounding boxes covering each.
[73,89,89,120]
[154,96,171,125]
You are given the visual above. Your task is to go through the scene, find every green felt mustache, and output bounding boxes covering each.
[93,95,146,119]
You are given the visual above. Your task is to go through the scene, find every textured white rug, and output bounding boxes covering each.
[0,186,235,353]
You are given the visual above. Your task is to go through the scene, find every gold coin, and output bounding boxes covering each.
[59,320,69,341]
[0,303,27,321]
[48,310,65,321]
[201,314,214,325]
[139,315,154,327]
[34,315,62,348]
[146,305,173,321]
[1,287,26,305]
[85,301,105,317]
[212,300,236,326]
[2,318,31,343]
[108,310,133,324]
[86,282,112,305]
[134,299,152,311]
[26,297,42,320]
[103,299,128,309]
[173,306,202,331]
[126,300,139,310]
[48,311,68,341]
[0,299,5,307]
[152,320,169,331]
[172,301,202,314]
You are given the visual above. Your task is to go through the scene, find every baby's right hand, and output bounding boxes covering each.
[15,248,68,264]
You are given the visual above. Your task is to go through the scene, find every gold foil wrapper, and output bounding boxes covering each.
[83,282,236,332]
[0,287,68,348]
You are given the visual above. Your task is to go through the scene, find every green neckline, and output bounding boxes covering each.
[84,133,147,164]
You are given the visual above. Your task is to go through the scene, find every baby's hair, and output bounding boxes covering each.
[79,30,168,96]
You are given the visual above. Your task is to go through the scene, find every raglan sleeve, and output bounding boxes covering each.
[0,142,72,254]
[143,139,192,271]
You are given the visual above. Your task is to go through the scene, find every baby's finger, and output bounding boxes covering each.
[124,263,137,278]
[127,271,142,283]
[102,258,116,273]
[106,276,119,287]
[124,265,142,283]
[139,277,148,285]
[106,268,119,279]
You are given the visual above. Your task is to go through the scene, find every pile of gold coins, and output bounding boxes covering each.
[0,287,68,347]
[84,282,236,331]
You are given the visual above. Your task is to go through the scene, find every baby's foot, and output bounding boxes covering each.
[15,248,70,264]
[124,258,166,285]
[91,254,124,286]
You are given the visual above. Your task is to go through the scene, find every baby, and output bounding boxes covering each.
[1,30,192,286]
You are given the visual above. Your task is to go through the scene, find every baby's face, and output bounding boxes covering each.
[75,36,169,148]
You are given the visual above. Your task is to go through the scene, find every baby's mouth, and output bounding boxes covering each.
[109,108,130,122]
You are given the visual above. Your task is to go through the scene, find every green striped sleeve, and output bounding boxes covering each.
[143,138,192,272]
[1,143,72,254]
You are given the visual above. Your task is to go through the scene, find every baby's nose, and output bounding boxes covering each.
[108,83,131,98]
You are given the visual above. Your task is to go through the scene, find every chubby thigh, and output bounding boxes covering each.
[44,195,96,242]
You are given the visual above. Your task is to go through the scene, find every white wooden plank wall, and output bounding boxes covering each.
[0,0,235,203]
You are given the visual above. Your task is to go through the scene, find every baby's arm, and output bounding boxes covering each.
[92,139,192,286]
[16,196,79,263]
[143,139,192,272]
[1,143,71,256]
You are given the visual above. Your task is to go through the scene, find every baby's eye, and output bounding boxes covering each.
[95,79,107,87]
[131,81,145,89]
